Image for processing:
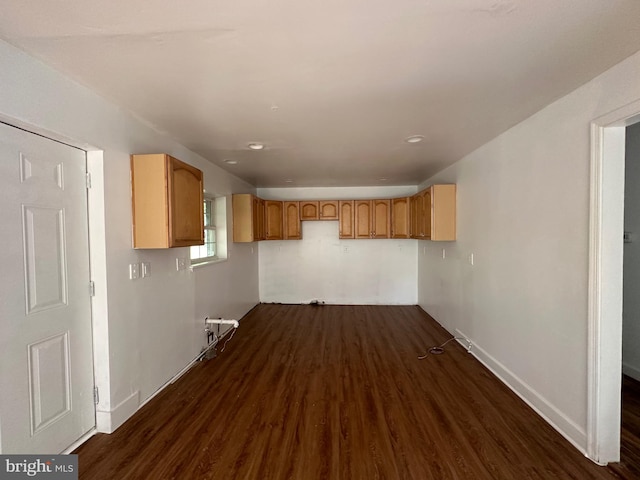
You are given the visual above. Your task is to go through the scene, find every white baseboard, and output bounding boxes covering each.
[94,327,238,435]
[622,361,640,382]
[95,390,139,434]
[455,329,587,454]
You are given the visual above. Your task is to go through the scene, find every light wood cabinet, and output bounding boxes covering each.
[300,201,319,220]
[319,201,339,220]
[339,201,354,239]
[265,200,284,240]
[232,186,455,243]
[391,197,411,239]
[233,194,262,242]
[429,184,456,241]
[299,200,339,220]
[410,185,456,241]
[131,153,204,248]
[355,199,390,239]
[283,201,301,240]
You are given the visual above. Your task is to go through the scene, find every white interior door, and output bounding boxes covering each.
[0,122,95,453]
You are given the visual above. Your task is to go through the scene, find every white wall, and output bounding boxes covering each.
[624,122,640,381]
[0,40,260,433]
[258,187,418,305]
[418,49,640,453]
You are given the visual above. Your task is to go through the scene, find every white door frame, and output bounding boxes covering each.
[588,98,640,464]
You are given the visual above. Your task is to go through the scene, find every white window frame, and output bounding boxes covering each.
[190,196,218,265]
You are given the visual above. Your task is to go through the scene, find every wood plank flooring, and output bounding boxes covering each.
[608,375,640,479]
[75,304,628,479]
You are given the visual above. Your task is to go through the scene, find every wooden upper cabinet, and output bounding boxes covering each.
[354,199,390,239]
[391,197,411,239]
[131,153,204,249]
[319,201,339,220]
[339,201,354,239]
[283,201,302,240]
[430,184,456,241]
[233,194,260,242]
[410,185,456,241]
[300,201,319,220]
[265,200,284,240]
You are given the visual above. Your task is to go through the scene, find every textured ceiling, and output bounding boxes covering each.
[1,0,640,187]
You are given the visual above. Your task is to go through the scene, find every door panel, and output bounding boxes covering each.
[354,200,371,238]
[0,123,94,454]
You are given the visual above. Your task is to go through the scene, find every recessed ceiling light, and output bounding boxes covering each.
[248,142,265,150]
[284,179,294,183]
[405,135,424,144]
[224,159,238,165]
[379,177,388,181]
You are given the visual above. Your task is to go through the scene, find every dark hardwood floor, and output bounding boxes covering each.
[75,304,629,479]
[608,375,640,479]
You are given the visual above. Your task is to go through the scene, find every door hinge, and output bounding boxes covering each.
[86,172,92,189]
[93,386,99,405]
[89,281,96,297]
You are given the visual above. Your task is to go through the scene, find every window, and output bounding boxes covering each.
[191,196,223,264]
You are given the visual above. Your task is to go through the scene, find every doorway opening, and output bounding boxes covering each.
[588,99,640,465]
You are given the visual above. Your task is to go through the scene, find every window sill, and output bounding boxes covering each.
[190,257,228,270]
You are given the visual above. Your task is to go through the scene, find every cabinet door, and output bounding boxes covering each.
[283,201,301,240]
[424,188,432,239]
[372,199,390,238]
[391,197,411,239]
[265,200,283,240]
[232,194,254,242]
[354,200,372,238]
[430,184,456,241]
[167,155,204,247]
[414,190,428,239]
[410,194,419,239]
[300,201,319,220]
[319,201,339,220]
[253,197,265,241]
[339,201,354,239]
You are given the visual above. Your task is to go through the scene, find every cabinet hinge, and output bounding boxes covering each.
[89,281,96,297]
[93,386,99,405]
[86,172,92,189]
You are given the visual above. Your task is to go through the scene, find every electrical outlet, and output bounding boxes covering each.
[468,253,474,266]
[141,262,150,277]
[129,263,140,280]
[343,246,349,254]
[442,248,446,259]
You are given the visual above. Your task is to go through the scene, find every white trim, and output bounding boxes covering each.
[95,391,140,434]
[587,98,640,464]
[190,257,228,269]
[456,330,588,456]
[587,120,605,462]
